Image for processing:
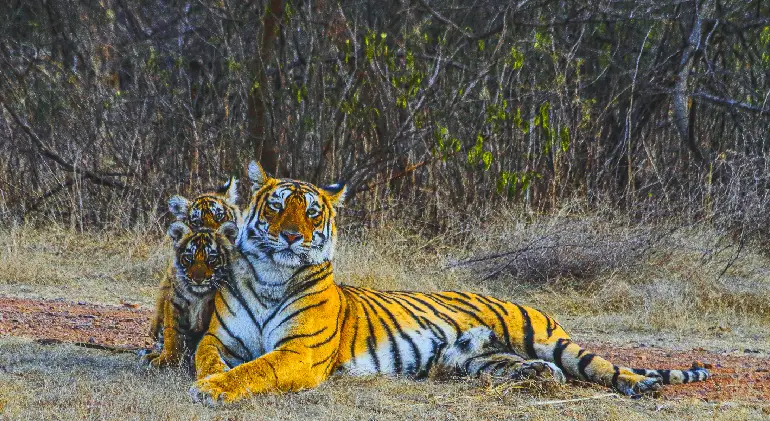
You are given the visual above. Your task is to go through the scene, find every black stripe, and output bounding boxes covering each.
[220,280,261,333]
[212,309,254,360]
[263,285,330,328]
[341,290,361,361]
[392,292,462,336]
[429,294,489,328]
[311,350,336,368]
[632,368,647,375]
[682,370,690,384]
[269,300,328,334]
[515,305,537,359]
[273,327,327,348]
[545,315,556,338]
[661,370,671,384]
[202,332,248,363]
[611,365,621,387]
[475,295,512,349]
[552,338,570,372]
[577,352,596,380]
[475,294,509,316]
[363,292,422,373]
[264,358,279,382]
[437,292,483,312]
[356,293,402,373]
[307,289,345,349]
[359,298,381,372]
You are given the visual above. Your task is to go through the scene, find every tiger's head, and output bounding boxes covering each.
[167,221,239,295]
[168,176,240,230]
[238,161,346,268]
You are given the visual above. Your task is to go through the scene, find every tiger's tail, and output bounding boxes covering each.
[632,363,710,385]
[541,338,710,396]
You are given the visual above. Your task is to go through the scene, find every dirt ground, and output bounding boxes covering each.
[1,296,768,403]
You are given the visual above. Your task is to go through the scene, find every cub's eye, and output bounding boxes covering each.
[206,252,218,263]
[267,201,282,212]
[214,209,225,221]
[307,208,321,218]
[181,253,193,264]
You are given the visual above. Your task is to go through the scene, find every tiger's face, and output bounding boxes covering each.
[238,161,346,268]
[168,221,238,295]
[168,177,240,230]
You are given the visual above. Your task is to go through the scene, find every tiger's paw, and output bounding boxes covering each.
[189,373,243,406]
[615,373,662,397]
[141,351,178,369]
[515,360,566,383]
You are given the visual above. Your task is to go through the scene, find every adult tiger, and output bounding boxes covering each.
[190,162,709,404]
[146,177,241,367]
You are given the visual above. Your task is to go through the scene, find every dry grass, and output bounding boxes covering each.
[0,337,767,421]
[1,210,769,419]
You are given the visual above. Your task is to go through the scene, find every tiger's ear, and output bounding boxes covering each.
[167,221,192,245]
[322,182,347,207]
[248,161,268,192]
[217,221,239,245]
[217,176,239,205]
[168,195,190,220]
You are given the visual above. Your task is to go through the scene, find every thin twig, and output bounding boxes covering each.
[521,393,618,407]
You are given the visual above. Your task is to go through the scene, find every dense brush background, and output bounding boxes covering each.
[0,0,768,237]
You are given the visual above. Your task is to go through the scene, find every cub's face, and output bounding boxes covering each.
[168,222,238,295]
[168,176,240,230]
[239,162,345,268]
[187,195,236,229]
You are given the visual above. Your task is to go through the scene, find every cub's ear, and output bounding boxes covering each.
[248,161,268,192]
[322,182,347,207]
[217,221,239,245]
[168,195,191,220]
[167,221,192,245]
[217,176,239,205]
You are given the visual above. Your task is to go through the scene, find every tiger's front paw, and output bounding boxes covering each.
[189,373,244,406]
[141,351,179,369]
[516,360,567,383]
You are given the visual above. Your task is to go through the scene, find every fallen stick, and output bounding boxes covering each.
[35,338,150,355]
[522,393,618,407]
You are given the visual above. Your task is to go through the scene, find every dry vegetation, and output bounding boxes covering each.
[1,209,769,420]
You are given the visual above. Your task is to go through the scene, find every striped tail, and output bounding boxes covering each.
[632,362,710,385]
[544,339,711,396]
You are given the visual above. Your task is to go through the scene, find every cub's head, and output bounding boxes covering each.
[168,176,240,230]
[238,161,346,267]
[167,221,238,294]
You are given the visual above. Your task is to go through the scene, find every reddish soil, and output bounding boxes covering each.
[0,296,768,402]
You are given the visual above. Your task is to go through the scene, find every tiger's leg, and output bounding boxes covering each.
[438,327,565,383]
[149,268,174,342]
[191,347,331,405]
[143,293,185,368]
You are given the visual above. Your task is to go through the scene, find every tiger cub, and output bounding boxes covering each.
[432,327,566,383]
[148,177,240,345]
[145,178,240,369]
[143,221,238,369]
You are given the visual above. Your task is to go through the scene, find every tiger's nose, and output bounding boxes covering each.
[189,264,208,284]
[282,231,303,244]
